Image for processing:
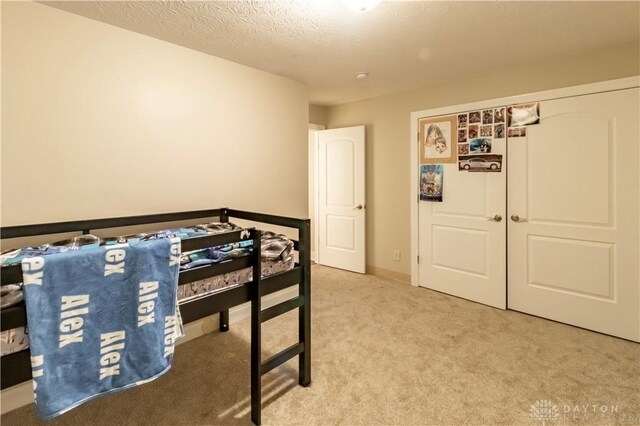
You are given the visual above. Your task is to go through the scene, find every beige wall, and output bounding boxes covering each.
[309,104,327,126]
[1,2,308,229]
[325,42,640,278]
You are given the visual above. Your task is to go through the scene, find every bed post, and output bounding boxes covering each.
[250,230,263,425]
[218,207,230,332]
[298,219,312,387]
[219,208,229,223]
[218,310,230,333]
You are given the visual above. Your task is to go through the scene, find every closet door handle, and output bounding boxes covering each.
[511,214,527,222]
[487,215,502,222]
[354,204,364,210]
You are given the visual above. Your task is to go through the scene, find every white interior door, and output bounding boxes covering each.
[318,126,366,273]
[508,88,640,341]
[418,115,507,309]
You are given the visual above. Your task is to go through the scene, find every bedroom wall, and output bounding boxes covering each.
[309,104,327,126]
[1,2,309,230]
[324,41,640,280]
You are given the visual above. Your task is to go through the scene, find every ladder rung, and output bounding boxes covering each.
[261,296,303,323]
[261,343,304,375]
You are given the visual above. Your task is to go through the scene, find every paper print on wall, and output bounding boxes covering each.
[480,125,493,137]
[458,128,467,143]
[469,138,492,153]
[494,107,506,123]
[418,115,458,164]
[458,143,469,155]
[458,154,502,172]
[482,110,493,125]
[469,111,481,124]
[457,114,468,128]
[507,126,527,137]
[494,123,505,138]
[420,164,444,202]
[468,125,479,139]
[508,102,540,127]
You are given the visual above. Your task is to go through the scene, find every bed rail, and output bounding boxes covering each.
[1,209,223,239]
[0,207,311,426]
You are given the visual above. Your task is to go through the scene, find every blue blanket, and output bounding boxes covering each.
[21,237,183,419]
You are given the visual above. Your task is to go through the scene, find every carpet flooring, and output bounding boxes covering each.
[2,265,639,425]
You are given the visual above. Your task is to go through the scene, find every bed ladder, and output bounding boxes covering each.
[219,211,312,425]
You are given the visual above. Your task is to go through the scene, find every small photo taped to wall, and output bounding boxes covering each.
[480,125,493,137]
[457,114,468,128]
[469,138,492,154]
[507,126,527,138]
[468,125,479,138]
[469,111,481,124]
[508,102,540,127]
[459,154,502,172]
[482,110,493,125]
[458,128,467,143]
[420,164,443,202]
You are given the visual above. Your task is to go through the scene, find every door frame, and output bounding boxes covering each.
[410,76,640,287]
[309,123,325,263]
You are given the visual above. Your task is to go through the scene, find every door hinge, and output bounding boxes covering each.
[417,255,420,264]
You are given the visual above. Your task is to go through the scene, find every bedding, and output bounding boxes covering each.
[19,238,183,419]
[0,224,294,357]
[178,255,295,303]
[177,229,295,302]
[1,326,29,356]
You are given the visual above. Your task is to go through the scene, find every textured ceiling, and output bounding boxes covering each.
[43,1,640,106]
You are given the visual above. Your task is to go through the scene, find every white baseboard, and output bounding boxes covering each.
[366,265,411,284]
[0,286,298,415]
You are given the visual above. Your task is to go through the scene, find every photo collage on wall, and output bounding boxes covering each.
[418,102,542,199]
[507,102,540,137]
[418,115,458,202]
[456,108,504,173]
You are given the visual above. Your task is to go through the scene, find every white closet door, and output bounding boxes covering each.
[418,115,507,309]
[508,88,640,341]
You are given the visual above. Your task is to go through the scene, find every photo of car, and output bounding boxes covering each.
[459,157,501,170]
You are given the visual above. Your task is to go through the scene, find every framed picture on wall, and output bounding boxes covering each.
[418,115,458,164]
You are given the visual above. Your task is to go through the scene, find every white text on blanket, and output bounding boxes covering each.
[138,281,159,327]
[59,295,90,348]
[99,331,126,380]
[31,355,44,401]
[163,315,178,357]
[170,240,180,266]
[23,256,45,286]
[104,247,126,276]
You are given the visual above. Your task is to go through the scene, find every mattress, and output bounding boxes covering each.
[0,225,295,357]
[178,255,295,304]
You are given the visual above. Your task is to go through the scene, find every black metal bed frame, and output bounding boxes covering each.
[0,207,311,425]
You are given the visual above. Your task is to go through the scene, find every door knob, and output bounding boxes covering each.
[354,204,364,210]
[487,214,502,222]
[511,214,527,222]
